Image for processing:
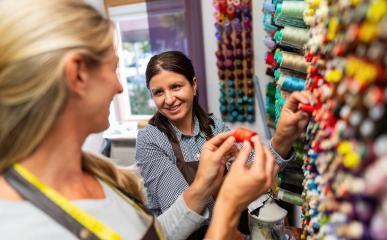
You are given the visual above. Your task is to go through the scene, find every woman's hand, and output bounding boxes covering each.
[272,91,312,158]
[206,136,276,240]
[183,130,237,214]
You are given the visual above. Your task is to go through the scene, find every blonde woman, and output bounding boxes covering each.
[0,0,276,239]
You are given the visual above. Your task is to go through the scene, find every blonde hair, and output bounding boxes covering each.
[0,0,144,202]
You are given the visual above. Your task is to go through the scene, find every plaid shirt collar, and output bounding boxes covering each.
[169,115,203,140]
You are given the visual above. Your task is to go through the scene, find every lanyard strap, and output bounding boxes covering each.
[4,164,123,240]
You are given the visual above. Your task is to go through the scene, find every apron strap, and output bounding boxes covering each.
[3,167,100,240]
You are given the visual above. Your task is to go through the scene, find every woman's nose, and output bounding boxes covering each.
[164,91,175,105]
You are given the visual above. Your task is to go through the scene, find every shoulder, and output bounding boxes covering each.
[136,124,174,156]
[137,124,168,144]
[208,114,229,133]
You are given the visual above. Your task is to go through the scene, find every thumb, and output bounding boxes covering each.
[289,111,309,125]
[233,140,252,169]
[214,136,236,161]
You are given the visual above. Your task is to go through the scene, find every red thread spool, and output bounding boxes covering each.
[299,103,315,113]
[234,127,257,143]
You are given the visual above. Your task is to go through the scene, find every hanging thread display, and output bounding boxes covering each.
[213,0,255,123]
[300,0,387,239]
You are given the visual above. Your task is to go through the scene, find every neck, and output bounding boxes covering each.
[21,112,88,188]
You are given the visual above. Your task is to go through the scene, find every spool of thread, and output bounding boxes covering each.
[277,188,303,206]
[274,25,309,49]
[265,52,276,67]
[264,36,276,49]
[299,103,314,113]
[278,74,306,91]
[275,50,308,73]
[263,0,275,13]
[276,1,307,19]
[234,127,257,143]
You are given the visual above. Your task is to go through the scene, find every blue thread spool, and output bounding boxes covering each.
[220,105,228,114]
[228,98,235,105]
[226,115,235,122]
[246,97,254,104]
[247,114,254,122]
[237,89,244,97]
[227,80,235,87]
[237,105,244,113]
[219,81,225,88]
[231,110,239,118]
[247,105,254,114]
[237,98,244,105]
[278,75,305,91]
[227,88,235,97]
[229,104,236,112]
[219,96,227,104]
[237,115,246,122]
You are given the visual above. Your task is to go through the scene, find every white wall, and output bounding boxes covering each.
[201,0,271,138]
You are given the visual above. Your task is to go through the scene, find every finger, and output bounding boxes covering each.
[284,91,310,112]
[289,110,309,125]
[233,140,252,168]
[207,130,236,147]
[263,146,275,182]
[251,136,265,173]
[213,136,237,161]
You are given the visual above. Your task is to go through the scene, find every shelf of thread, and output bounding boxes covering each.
[262,0,309,212]
[213,0,255,123]
[301,0,387,239]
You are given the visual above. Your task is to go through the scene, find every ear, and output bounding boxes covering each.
[64,53,90,97]
[192,77,198,96]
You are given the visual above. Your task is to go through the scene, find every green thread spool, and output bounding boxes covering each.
[274,26,309,49]
[277,188,303,206]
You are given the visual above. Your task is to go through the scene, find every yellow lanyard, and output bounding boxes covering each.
[13,164,124,240]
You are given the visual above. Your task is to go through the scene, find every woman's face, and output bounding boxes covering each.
[81,50,123,132]
[149,70,197,126]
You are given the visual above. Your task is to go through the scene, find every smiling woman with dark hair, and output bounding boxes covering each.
[0,1,285,239]
[136,50,312,239]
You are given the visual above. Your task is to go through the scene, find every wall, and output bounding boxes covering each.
[201,0,271,138]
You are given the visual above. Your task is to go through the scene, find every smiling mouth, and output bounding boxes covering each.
[166,104,182,112]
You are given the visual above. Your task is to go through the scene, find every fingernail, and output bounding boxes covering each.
[251,135,259,142]
[227,136,236,144]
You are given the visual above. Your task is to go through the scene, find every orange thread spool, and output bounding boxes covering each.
[234,127,257,143]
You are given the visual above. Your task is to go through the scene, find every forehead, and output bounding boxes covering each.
[149,70,188,87]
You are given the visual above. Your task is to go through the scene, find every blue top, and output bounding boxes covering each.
[135,115,294,219]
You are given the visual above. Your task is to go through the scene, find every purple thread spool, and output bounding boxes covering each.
[218,70,226,80]
[217,60,226,70]
[225,43,233,50]
[215,50,225,61]
[215,32,223,42]
[245,48,253,58]
[246,59,252,69]
[243,17,251,32]
[235,49,243,60]
[246,69,253,78]
[233,18,242,33]
[224,59,235,71]
[264,36,276,49]
[234,6,242,19]
[214,22,223,33]
[224,19,232,34]
[236,69,244,79]
[228,72,236,80]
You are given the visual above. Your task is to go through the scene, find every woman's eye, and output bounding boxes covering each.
[153,91,163,97]
[172,85,181,90]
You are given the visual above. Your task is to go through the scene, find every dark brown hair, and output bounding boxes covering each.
[146,51,214,143]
